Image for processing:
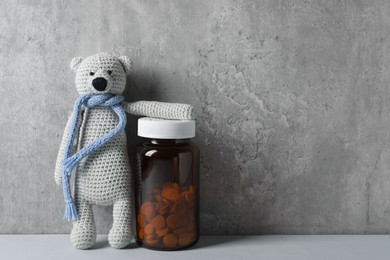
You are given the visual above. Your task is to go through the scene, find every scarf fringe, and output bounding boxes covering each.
[64,200,78,221]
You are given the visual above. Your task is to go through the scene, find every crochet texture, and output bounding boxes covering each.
[54,52,194,249]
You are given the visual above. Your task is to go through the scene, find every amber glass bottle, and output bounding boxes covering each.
[135,118,200,250]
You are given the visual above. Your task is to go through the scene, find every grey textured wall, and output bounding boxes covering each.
[1,0,390,234]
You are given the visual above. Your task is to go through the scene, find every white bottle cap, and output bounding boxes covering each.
[138,117,196,139]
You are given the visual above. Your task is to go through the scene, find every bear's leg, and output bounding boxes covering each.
[70,199,96,249]
[108,199,132,249]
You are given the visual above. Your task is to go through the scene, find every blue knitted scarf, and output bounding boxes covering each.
[62,93,126,221]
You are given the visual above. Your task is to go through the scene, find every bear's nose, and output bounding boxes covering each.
[92,77,107,91]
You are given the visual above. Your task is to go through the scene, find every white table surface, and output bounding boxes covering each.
[1,235,390,260]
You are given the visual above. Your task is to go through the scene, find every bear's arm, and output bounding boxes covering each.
[123,101,195,120]
[54,111,80,186]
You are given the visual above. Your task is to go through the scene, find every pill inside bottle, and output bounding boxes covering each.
[135,117,200,250]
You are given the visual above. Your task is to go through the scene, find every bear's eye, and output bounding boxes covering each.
[89,72,95,76]
[107,70,112,75]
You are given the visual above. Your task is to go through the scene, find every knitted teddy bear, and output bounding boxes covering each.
[54,52,194,249]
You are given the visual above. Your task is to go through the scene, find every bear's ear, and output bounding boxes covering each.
[70,56,83,72]
[118,56,133,75]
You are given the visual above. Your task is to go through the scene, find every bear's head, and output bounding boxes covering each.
[70,52,133,95]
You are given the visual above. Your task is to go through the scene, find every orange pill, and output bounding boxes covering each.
[156,226,169,238]
[172,182,179,191]
[144,224,155,235]
[140,202,153,211]
[145,234,155,240]
[150,215,166,230]
[189,185,194,194]
[145,237,160,247]
[178,233,192,246]
[163,234,178,248]
[161,187,180,202]
[166,214,181,229]
[143,205,156,222]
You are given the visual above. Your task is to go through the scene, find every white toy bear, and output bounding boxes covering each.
[54,52,194,249]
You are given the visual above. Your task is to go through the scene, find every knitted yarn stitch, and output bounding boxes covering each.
[125,101,195,120]
[62,93,126,221]
[54,52,195,249]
